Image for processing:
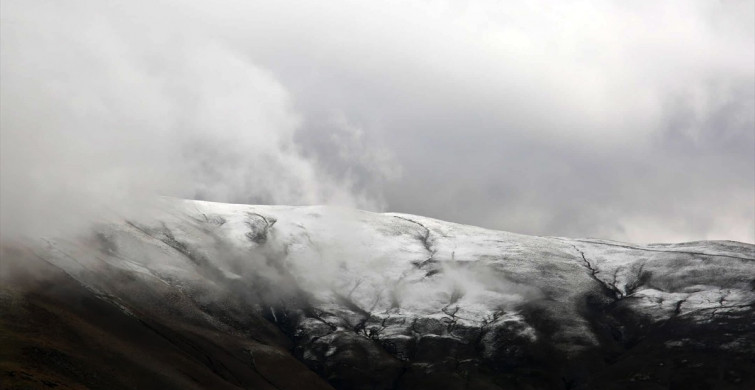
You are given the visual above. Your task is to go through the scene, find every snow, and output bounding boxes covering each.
[26,197,755,353]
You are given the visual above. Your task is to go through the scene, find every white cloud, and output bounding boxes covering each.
[1,0,752,243]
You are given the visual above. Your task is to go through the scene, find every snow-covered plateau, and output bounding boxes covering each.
[2,198,754,389]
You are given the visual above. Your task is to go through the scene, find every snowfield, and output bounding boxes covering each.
[6,197,754,389]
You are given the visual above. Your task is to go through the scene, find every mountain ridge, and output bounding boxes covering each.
[2,198,753,389]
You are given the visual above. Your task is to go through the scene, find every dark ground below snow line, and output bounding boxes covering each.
[1,257,753,390]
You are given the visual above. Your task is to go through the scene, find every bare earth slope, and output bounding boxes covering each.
[2,198,754,389]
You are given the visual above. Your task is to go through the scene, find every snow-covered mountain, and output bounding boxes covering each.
[2,198,754,389]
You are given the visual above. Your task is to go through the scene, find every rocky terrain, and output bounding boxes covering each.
[2,198,754,389]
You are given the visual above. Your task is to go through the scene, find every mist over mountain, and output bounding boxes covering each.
[2,0,753,243]
[2,1,754,389]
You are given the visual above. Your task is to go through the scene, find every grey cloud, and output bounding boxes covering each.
[1,0,753,243]
[0,0,383,239]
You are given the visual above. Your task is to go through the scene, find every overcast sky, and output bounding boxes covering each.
[1,0,753,243]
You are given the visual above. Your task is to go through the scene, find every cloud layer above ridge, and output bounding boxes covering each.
[1,0,753,243]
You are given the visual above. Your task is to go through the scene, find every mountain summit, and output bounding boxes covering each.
[2,198,754,389]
